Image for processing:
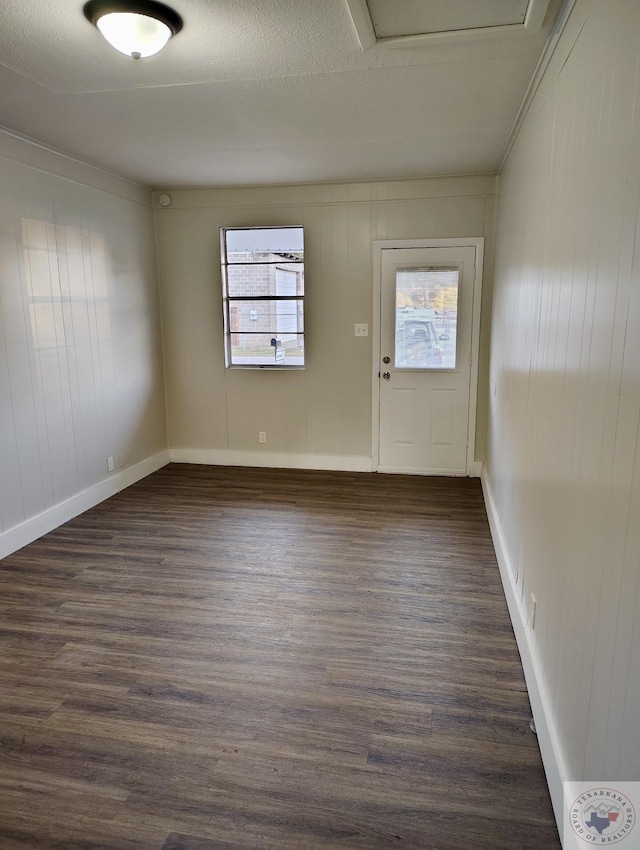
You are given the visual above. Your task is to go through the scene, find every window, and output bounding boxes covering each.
[394,267,459,369]
[221,226,304,368]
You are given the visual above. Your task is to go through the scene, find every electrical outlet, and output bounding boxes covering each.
[354,323,369,337]
[529,594,537,629]
[107,456,114,472]
[259,431,267,443]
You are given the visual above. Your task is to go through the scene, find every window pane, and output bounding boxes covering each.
[222,226,305,369]
[228,299,304,366]
[228,332,305,367]
[394,267,459,369]
[225,227,303,262]
[226,263,304,297]
[228,299,304,334]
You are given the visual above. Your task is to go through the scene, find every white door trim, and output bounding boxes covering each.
[372,237,484,476]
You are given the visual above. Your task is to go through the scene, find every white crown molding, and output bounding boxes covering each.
[0,125,151,205]
[497,0,578,172]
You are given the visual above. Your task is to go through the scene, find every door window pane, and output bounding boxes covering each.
[394,267,459,369]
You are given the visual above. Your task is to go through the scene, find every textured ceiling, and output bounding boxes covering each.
[0,0,561,187]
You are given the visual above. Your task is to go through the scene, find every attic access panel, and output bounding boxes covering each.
[345,0,552,49]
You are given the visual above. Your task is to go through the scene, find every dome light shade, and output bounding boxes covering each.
[83,0,183,59]
[96,13,171,58]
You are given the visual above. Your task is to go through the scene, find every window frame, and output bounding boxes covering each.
[220,226,305,370]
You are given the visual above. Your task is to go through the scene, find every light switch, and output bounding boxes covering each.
[355,323,369,337]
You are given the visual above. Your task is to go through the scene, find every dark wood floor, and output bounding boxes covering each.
[0,464,560,850]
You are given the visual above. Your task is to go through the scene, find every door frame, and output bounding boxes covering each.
[372,237,485,476]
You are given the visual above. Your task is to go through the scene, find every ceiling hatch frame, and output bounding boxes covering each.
[344,0,552,50]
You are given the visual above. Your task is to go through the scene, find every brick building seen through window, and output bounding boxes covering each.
[222,227,304,368]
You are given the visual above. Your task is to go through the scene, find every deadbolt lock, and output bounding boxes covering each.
[383,356,390,364]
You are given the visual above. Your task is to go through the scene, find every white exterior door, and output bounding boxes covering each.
[377,244,480,475]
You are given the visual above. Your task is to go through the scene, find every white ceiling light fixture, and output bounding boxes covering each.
[83,0,183,59]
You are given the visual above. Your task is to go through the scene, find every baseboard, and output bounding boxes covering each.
[376,462,482,477]
[481,467,568,839]
[377,465,468,476]
[168,450,481,478]
[169,448,374,473]
[0,450,170,560]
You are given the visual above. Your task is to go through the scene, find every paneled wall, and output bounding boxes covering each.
[486,0,640,813]
[0,131,167,555]
[154,177,496,468]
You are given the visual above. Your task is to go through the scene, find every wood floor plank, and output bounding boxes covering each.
[0,464,560,849]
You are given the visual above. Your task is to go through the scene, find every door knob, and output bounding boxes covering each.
[382,372,391,380]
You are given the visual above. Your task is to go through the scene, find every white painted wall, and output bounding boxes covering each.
[154,177,496,470]
[485,0,640,827]
[0,131,168,557]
